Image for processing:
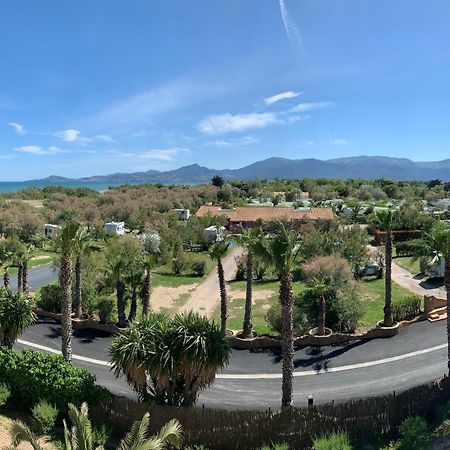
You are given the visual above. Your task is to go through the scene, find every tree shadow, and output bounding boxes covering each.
[419,278,444,290]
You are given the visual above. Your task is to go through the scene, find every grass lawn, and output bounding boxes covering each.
[218,277,416,334]
[394,256,422,276]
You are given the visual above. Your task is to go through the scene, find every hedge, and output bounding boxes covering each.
[392,296,422,322]
[0,349,109,411]
[395,241,418,257]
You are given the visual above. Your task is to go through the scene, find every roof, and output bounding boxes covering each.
[195,205,334,222]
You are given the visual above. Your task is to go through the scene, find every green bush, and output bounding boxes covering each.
[395,241,417,257]
[313,432,352,450]
[0,349,109,412]
[32,400,58,434]
[392,296,421,322]
[265,302,309,335]
[235,254,247,281]
[0,383,10,406]
[259,443,289,450]
[191,260,207,277]
[172,252,191,275]
[397,416,430,450]
[92,424,111,447]
[37,283,62,313]
[96,297,116,324]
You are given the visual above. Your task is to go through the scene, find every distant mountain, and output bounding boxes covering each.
[36,156,450,184]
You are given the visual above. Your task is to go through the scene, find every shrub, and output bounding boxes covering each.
[254,258,268,281]
[313,432,352,450]
[0,349,108,411]
[266,302,309,335]
[0,383,10,406]
[392,295,422,322]
[191,260,207,277]
[259,443,289,450]
[302,256,354,288]
[37,283,62,313]
[397,416,430,449]
[395,241,417,257]
[32,400,58,434]
[92,424,111,447]
[235,254,247,281]
[172,252,191,275]
[96,297,116,324]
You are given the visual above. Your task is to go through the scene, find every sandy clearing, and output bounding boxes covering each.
[151,283,198,312]
[228,288,275,302]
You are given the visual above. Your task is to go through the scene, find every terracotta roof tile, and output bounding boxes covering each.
[195,205,334,222]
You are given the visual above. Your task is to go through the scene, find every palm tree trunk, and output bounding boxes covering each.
[17,264,23,293]
[383,230,394,327]
[242,251,253,338]
[280,273,294,409]
[22,260,28,294]
[218,258,228,335]
[318,295,326,336]
[74,258,83,319]
[128,287,137,322]
[116,280,127,328]
[445,256,450,372]
[59,255,73,363]
[142,269,152,315]
[3,269,9,290]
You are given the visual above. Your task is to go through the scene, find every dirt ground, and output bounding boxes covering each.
[151,283,198,312]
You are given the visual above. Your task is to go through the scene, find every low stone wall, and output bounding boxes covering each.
[424,295,447,317]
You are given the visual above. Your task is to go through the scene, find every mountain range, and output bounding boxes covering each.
[37,156,450,184]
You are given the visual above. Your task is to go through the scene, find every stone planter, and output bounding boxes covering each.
[308,327,333,337]
[235,330,258,339]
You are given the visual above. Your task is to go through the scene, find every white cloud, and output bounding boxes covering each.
[279,0,306,65]
[94,134,115,143]
[8,122,26,135]
[139,148,189,161]
[14,145,62,155]
[300,139,316,146]
[208,136,259,148]
[197,113,278,135]
[330,137,348,146]
[290,102,335,113]
[264,91,301,106]
[56,129,81,142]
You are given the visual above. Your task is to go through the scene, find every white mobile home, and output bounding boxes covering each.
[44,224,61,239]
[104,221,125,236]
[173,209,190,220]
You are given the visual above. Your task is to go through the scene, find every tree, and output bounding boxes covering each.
[211,175,225,188]
[0,242,12,290]
[0,288,36,348]
[59,222,81,363]
[209,241,230,334]
[413,221,450,371]
[124,257,145,323]
[142,255,157,315]
[253,223,301,408]
[238,228,262,338]
[110,312,230,406]
[8,402,182,450]
[375,210,398,327]
[72,226,101,318]
[310,278,331,336]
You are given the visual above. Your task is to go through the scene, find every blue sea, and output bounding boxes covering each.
[0,180,145,193]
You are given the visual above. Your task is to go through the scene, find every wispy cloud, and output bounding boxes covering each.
[330,137,348,146]
[207,136,259,148]
[300,139,316,146]
[8,122,26,135]
[106,148,188,162]
[290,102,335,113]
[56,129,80,142]
[197,113,279,135]
[14,145,62,155]
[264,91,301,106]
[94,134,115,143]
[55,129,115,145]
[279,0,306,65]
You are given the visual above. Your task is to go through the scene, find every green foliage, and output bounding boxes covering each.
[259,443,289,450]
[235,254,247,281]
[32,400,59,434]
[172,251,191,275]
[397,416,431,450]
[191,260,207,277]
[37,283,62,313]
[395,241,418,257]
[265,301,309,335]
[96,297,117,324]
[0,349,108,411]
[392,295,422,322]
[92,424,111,447]
[0,382,11,406]
[0,288,36,348]
[313,432,352,450]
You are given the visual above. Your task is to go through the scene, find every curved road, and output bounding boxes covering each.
[9,265,450,410]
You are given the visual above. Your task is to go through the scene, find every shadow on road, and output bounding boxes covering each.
[419,278,444,290]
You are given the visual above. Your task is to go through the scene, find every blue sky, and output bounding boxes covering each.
[1,0,450,180]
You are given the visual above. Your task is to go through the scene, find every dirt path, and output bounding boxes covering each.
[179,246,244,318]
[391,260,446,298]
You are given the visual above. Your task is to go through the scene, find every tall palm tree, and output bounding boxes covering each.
[238,228,262,338]
[107,253,128,328]
[8,402,182,450]
[413,221,450,371]
[142,255,156,315]
[125,258,145,323]
[72,226,101,318]
[209,241,230,334]
[0,242,12,290]
[59,222,81,363]
[375,210,398,327]
[310,277,331,336]
[253,223,301,408]
[20,244,33,294]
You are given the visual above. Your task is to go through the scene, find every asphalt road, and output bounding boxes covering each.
[2,264,57,292]
[8,264,450,410]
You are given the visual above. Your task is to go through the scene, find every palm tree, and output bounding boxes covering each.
[110,312,230,407]
[0,288,36,348]
[375,210,397,327]
[253,223,301,409]
[0,242,12,290]
[20,244,33,294]
[125,258,145,323]
[310,277,331,336]
[59,222,81,363]
[209,241,230,334]
[413,221,450,371]
[238,228,262,338]
[142,256,156,315]
[8,402,182,450]
[72,226,101,318]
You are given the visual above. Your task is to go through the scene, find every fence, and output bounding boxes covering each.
[91,376,450,450]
